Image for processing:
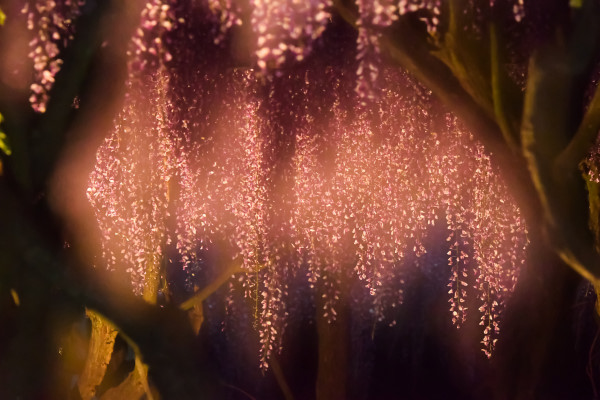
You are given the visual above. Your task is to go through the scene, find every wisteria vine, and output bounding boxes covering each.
[81,0,532,368]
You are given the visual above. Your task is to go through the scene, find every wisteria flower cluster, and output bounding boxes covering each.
[24,0,84,112]
[83,0,530,369]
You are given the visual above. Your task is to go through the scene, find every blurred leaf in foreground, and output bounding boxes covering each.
[0,113,12,156]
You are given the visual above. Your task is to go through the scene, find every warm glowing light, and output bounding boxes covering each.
[85,0,530,368]
[87,69,175,294]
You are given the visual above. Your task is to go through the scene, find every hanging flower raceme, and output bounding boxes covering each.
[290,69,526,356]
[354,0,397,104]
[250,0,332,74]
[130,0,177,73]
[86,0,530,370]
[87,0,177,294]
[23,0,84,112]
[436,116,527,356]
[172,70,290,369]
[87,70,176,295]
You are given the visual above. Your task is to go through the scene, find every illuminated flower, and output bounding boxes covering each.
[87,1,529,367]
[24,0,84,112]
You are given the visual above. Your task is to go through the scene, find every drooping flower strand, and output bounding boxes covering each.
[174,73,265,270]
[87,0,181,295]
[290,68,528,347]
[226,97,269,320]
[469,143,525,357]
[585,136,600,185]
[87,70,176,295]
[23,0,84,112]
[439,115,527,356]
[354,0,397,104]
[170,70,287,368]
[292,120,343,323]
[258,253,290,370]
[129,0,177,74]
[250,0,332,75]
[432,118,475,328]
[206,0,242,44]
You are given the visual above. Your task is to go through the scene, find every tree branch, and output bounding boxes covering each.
[555,82,600,173]
[78,310,118,400]
[522,48,600,283]
[490,23,521,151]
[554,0,600,173]
[180,258,244,311]
[432,0,494,120]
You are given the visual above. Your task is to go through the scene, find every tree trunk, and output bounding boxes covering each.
[315,283,350,400]
[493,237,589,400]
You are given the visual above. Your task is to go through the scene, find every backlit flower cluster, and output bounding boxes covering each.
[434,115,527,356]
[129,0,177,73]
[250,0,332,74]
[355,0,397,104]
[292,74,527,356]
[85,0,529,368]
[87,0,177,294]
[23,0,84,112]
[87,70,175,294]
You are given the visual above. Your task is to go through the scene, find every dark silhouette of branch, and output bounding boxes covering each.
[180,257,244,311]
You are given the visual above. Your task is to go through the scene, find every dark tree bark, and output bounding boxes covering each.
[316,280,351,400]
[493,239,592,400]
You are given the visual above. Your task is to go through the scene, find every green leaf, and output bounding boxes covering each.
[0,113,12,156]
[570,0,583,8]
